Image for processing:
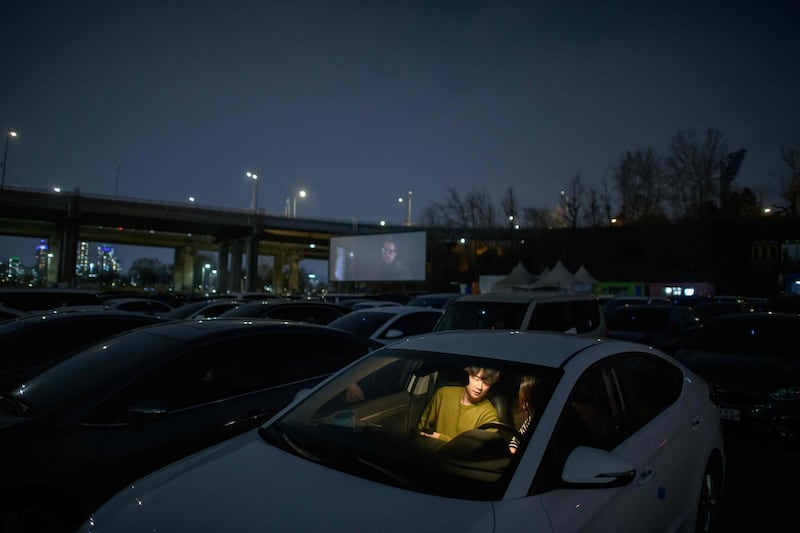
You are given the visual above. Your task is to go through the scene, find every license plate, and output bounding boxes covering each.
[719,408,740,421]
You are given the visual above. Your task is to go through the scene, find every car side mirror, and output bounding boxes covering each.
[562,446,635,488]
[384,329,404,339]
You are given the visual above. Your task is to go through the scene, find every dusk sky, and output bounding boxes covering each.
[2,0,798,272]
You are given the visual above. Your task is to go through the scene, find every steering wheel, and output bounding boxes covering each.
[477,422,519,440]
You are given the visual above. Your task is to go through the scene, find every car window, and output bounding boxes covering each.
[614,353,682,431]
[265,305,344,324]
[528,300,603,335]
[375,312,441,340]
[434,301,527,330]
[85,331,373,424]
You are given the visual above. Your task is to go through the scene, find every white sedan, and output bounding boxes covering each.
[83,330,725,533]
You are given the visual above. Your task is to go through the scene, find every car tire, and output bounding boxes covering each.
[695,453,724,533]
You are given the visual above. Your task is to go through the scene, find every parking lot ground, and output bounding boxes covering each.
[717,432,799,530]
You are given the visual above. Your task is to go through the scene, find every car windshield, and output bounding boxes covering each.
[327,311,396,337]
[260,348,561,501]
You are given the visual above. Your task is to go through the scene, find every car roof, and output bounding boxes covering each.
[450,290,597,303]
[390,329,606,368]
[341,305,442,316]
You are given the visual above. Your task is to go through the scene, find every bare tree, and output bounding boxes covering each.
[558,174,584,229]
[420,187,499,228]
[613,146,668,222]
[500,186,518,224]
[665,128,729,218]
[778,148,800,216]
[521,206,557,228]
[583,184,604,227]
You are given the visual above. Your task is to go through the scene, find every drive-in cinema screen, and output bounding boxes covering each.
[329,231,426,282]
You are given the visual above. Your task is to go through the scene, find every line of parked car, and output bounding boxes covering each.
[0,286,797,532]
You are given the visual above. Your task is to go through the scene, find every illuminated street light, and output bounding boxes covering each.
[246,171,259,213]
[398,190,413,226]
[284,188,307,218]
[201,263,211,291]
[1,130,18,189]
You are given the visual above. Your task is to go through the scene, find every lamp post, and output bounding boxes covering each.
[1,130,18,189]
[285,189,307,218]
[246,171,259,213]
[397,190,412,226]
[201,263,211,291]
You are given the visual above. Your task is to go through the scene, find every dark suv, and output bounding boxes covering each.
[433,290,606,337]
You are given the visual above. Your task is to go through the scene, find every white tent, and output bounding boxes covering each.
[573,265,598,292]
[527,260,577,291]
[490,261,537,292]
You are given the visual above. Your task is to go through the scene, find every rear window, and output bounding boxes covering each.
[433,301,527,331]
[529,300,602,334]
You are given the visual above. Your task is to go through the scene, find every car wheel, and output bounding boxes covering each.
[695,454,723,533]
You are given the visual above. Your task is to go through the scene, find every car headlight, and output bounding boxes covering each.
[769,387,800,401]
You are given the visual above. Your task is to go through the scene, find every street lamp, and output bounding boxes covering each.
[201,263,211,291]
[398,190,413,226]
[1,130,18,189]
[285,189,307,218]
[246,171,259,212]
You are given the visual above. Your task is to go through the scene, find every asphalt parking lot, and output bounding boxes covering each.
[717,432,798,530]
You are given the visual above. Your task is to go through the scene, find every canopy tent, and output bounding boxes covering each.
[489,261,537,292]
[573,265,598,292]
[527,260,578,291]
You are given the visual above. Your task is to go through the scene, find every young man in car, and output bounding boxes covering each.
[418,366,500,442]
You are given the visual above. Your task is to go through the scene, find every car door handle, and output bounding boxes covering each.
[691,416,703,430]
[637,466,655,485]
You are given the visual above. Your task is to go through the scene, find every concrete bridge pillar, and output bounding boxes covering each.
[229,240,244,293]
[216,242,229,295]
[173,246,194,293]
[245,235,259,292]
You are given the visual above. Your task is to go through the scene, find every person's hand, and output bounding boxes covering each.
[419,429,440,439]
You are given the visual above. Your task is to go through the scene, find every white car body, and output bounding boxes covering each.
[84,331,725,533]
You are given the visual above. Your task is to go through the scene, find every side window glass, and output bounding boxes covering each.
[377,313,440,339]
[86,337,267,424]
[569,300,600,333]
[532,364,615,494]
[280,333,371,383]
[529,302,569,332]
[616,353,682,430]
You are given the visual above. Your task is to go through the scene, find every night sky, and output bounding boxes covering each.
[2,0,798,273]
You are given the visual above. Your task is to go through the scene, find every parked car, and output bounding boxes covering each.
[218,299,351,324]
[82,330,725,532]
[161,298,245,320]
[0,319,383,532]
[0,287,105,312]
[0,310,168,391]
[0,304,28,322]
[604,304,698,353]
[349,300,403,311]
[101,297,176,316]
[433,291,606,337]
[672,312,800,446]
[326,305,443,345]
[404,292,462,309]
[602,295,672,313]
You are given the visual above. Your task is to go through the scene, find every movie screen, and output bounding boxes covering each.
[329,231,426,282]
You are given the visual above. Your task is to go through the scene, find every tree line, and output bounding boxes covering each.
[420,127,800,229]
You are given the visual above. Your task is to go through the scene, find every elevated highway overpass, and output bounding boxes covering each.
[0,186,411,293]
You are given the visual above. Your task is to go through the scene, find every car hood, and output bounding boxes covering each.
[86,429,495,533]
[674,349,800,389]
